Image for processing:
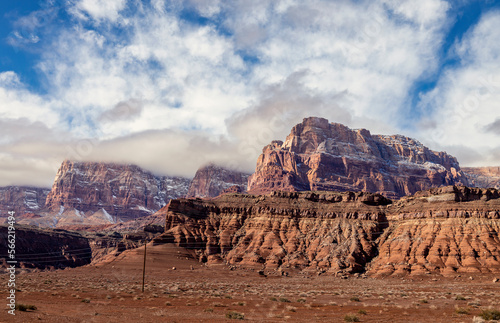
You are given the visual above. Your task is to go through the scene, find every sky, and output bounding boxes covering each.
[0,0,500,187]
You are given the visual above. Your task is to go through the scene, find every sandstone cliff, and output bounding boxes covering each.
[248,117,467,199]
[0,186,50,219]
[157,186,500,276]
[369,185,500,276]
[159,191,390,274]
[463,166,500,189]
[44,160,191,222]
[186,163,250,198]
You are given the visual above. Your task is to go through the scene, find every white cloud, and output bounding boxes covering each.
[69,0,127,23]
[4,0,496,187]
[416,11,500,166]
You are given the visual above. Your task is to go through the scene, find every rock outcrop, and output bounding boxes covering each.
[157,185,500,276]
[248,117,467,199]
[463,166,500,189]
[160,191,390,273]
[44,160,191,222]
[186,163,250,198]
[0,224,158,269]
[0,186,50,219]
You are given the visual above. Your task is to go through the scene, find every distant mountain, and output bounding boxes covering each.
[186,163,250,198]
[42,160,191,224]
[248,117,468,198]
[463,167,500,189]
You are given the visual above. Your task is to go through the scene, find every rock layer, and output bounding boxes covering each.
[248,117,467,199]
[158,186,500,275]
[186,163,250,198]
[160,191,390,274]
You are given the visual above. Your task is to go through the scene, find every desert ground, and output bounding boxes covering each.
[2,242,500,323]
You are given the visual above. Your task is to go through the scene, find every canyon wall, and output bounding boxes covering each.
[158,186,500,276]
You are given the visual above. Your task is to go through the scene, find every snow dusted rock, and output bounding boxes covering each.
[248,117,468,198]
[186,163,250,198]
[0,186,50,217]
[45,160,191,223]
[463,167,500,189]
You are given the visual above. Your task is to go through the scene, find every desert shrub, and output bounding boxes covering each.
[81,298,91,303]
[226,311,245,320]
[358,309,367,315]
[480,309,500,320]
[455,295,466,301]
[350,296,360,302]
[279,297,291,303]
[344,314,360,322]
[15,304,37,311]
[455,307,470,315]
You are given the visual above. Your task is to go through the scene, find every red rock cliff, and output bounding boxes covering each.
[247,117,467,199]
[157,185,500,276]
[45,160,190,222]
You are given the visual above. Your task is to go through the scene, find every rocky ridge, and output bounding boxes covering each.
[157,185,500,276]
[186,163,250,198]
[248,117,467,199]
[0,224,157,269]
[44,160,191,224]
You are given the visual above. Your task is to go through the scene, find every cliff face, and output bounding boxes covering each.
[44,160,191,222]
[463,166,500,189]
[0,225,93,269]
[160,191,390,274]
[158,186,500,276]
[185,163,250,198]
[0,224,155,269]
[0,186,50,218]
[369,186,500,276]
[247,117,467,199]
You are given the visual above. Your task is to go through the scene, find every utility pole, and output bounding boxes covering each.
[142,240,147,292]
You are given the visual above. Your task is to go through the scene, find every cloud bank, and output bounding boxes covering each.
[0,0,499,186]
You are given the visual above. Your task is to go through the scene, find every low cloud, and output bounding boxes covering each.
[485,119,500,135]
[98,98,143,123]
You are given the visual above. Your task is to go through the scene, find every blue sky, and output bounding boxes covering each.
[0,0,500,186]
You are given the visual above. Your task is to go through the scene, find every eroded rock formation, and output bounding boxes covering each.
[248,117,467,199]
[157,185,500,276]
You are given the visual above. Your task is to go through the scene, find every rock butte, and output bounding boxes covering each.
[156,185,500,276]
[248,117,467,199]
